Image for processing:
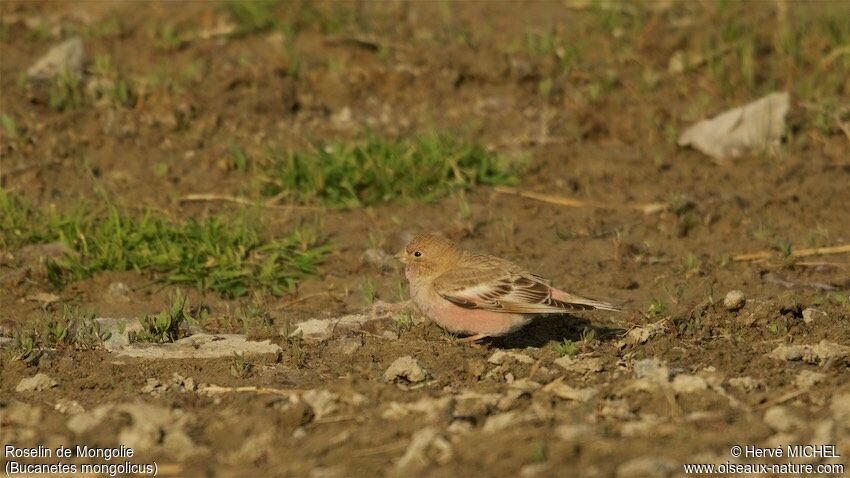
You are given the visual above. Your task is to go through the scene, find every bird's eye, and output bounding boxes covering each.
[413,251,422,257]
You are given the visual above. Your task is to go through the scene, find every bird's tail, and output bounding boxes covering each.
[551,289,623,312]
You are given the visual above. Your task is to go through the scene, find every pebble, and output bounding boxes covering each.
[555,423,594,441]
[488,350,534,365]
[16,373,58,392]
[553,355,604,374]
[301,389,340,420]
[723,290,746,311]
[27,37,84,80]
[802,307,827,324]
[383,356,429,384]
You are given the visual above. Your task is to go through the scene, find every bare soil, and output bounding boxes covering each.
[2,1,849,477]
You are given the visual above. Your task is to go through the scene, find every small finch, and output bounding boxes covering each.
[396,233,621,342]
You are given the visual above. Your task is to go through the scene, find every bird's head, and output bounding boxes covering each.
[395,233,460,281]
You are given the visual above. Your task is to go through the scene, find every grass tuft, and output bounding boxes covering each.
[261,134,520,207]
[1,190,330,298]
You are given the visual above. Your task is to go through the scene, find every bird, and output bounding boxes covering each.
[395,233,621,342]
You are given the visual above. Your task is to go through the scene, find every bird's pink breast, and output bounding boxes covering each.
[410,283,531,336]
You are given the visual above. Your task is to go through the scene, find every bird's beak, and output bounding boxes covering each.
[394,250,407,263]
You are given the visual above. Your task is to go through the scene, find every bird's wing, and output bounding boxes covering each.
[433,254,594,314]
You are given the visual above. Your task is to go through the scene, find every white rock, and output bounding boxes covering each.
[383,356,429,384]
[27,37,84,80]
[768,340,850,364]
[723,290,746,311]
[728,376,764,392]
[802,308,827,324]
[763,406,803,432]
[510,378,542,393]
[671,374,708,394]
[301,389,340,420]
[553,355,604,374]
[291,314,374,341]
[16,373,58,392]
[678,92,789,160]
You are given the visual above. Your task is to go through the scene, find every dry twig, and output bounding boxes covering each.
[733,244,850,262]
[494,186,667,214]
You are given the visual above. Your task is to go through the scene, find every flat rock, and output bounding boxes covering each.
[95,317,144,351]
[384,356,429,384]
[768,340,850,364]
[553,355,604,374]
[113,333,281,359]
[488,350,534,365]
[678,92,789,160]
[291,314,374,341]
[27,36,84,80]
[16,373,58,392]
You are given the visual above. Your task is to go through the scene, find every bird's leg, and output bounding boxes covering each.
[456,333,490,344]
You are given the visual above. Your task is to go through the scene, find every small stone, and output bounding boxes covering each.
[768,340,850,364]
[16,373,58,392]
[27,37,84,80]
[326,336,362,356]
[301,389,339,420]
[553,355,604,374]
[723,290,746,311]
[488,350,534,365]
[764,406,802,432]
[510,378,542,393]
[383,356,429,384]
[728,376,764,392]
[671,374,708,394]
[447,420,473,434]
[802,308,827,324]
[795,370,825,389]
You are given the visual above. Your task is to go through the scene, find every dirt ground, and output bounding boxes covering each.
[2,1,850,477]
